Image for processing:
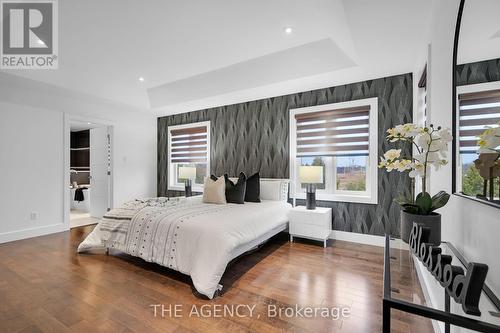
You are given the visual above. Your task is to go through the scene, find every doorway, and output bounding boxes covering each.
[67,118,113,228]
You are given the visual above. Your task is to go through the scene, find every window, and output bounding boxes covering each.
[167,121,210,191]
[290,98,378,204]
[457,85,500,200]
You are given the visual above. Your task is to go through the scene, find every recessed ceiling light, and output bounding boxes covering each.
[87,122,92,125]
[138,77,145,82]
[284,27,293,35]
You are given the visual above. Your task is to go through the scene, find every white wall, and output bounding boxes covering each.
[444,197,500,296]
[0,103,66,242]
[0,73,157,243]
[427,0,455,195]
[426,0,500,300]
[111,119,157,207]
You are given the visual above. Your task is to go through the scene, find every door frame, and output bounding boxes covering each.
[63,114,114,229]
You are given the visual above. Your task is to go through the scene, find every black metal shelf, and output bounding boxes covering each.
[383,235,500,333]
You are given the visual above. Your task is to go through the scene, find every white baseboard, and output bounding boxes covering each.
[0,223,68,244]
[329,230,386,247]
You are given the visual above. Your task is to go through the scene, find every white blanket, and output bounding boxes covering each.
[78,196,291,298]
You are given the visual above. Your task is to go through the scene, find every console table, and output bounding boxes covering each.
[383,235,500,332]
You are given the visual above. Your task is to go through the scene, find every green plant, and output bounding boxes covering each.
[462,164,484,196]
[345,178,366,191]
[379,123,453,215]
[395,191,450,215]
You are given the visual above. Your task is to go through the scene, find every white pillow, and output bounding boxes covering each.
[260,179,289,201]
[202,176,226,204]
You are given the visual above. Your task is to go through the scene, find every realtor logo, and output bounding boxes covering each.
[1,0,58,69]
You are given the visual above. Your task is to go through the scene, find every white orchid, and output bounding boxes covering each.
[379,123,452,195]
[394,159,413,172]
[478,124,500,154]
[386,123,421,142]
[415,133,428,148]
[383,149,401,161]
[409,161,425,178]
[438,128,453,142]
[426,151,440,162]
[379,149,402,170]
[378,157,413,172]
[385,162,396,172]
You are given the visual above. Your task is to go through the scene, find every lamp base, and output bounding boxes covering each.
[185,179,192,197]
[306,184,316,210]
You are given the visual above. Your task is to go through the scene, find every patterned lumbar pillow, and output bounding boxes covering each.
[202,176,226,204]
[224,172,247,204]
[244,172,260,202]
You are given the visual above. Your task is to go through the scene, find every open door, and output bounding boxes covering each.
[90,126,112,218]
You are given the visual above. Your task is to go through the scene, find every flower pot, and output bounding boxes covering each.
[400,211,441,246]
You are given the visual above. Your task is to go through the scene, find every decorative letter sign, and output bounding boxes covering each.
[409,223,488,316]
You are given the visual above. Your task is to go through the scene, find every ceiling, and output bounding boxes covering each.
[458,0,500,65]
[2,0,433,115]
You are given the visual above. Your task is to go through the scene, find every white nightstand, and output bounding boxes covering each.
[288,206,332,247]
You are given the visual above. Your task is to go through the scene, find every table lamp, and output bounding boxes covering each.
[299,165,323,210]
[179,166,196,197]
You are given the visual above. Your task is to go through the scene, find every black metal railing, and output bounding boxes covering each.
[383,235,500,333]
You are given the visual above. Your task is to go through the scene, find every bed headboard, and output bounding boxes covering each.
[261,178,289,202]
[227,177,290,202]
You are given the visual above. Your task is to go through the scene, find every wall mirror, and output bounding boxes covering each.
[453,0,500,208]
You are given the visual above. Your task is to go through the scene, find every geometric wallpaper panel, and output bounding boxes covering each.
[456,58,500,86]
[158,73,413,237]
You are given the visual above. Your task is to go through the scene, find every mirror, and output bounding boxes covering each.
[453,0,500,207]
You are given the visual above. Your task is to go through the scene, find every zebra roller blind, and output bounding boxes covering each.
[458,89,500,154]
[169,124,209,163]
[294,105,370,157]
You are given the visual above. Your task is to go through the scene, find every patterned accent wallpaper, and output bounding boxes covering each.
[158,73,413,236]
[457,58,500,86]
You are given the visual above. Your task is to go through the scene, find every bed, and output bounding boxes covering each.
[78,181,291,299]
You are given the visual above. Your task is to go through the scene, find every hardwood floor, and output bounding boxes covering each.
[0,226,432,333]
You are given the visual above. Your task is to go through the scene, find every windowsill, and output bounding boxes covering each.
[292,192,377,205]
[453,193,500,209]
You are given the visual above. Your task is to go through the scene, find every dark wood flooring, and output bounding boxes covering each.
[0,225,432,333]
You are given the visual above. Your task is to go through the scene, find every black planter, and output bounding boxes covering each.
[400,211,441,246]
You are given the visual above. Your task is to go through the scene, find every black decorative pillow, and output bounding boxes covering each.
[224,172,246,204]
[245,172,261,202]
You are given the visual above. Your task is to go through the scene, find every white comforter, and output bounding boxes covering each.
[78,196,291,298]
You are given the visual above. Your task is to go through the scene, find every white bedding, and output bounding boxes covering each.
[78,196,291,298]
